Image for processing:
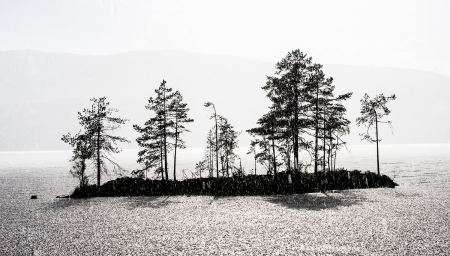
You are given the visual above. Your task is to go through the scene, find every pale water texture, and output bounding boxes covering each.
[0,144,449,254]
[0,144,449,199]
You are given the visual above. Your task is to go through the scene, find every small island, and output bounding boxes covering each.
[71,169,398,198]
[62,49,398,199]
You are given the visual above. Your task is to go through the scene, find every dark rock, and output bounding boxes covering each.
[30,195,37,199]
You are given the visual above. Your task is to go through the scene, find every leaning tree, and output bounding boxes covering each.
[356,93,396,176]
[204,102,219,177]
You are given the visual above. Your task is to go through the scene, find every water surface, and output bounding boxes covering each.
[0,144,449,199]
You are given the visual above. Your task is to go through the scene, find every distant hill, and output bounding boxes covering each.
[0,50,449,151]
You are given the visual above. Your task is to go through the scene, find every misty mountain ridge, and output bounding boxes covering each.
[1,50,449,151]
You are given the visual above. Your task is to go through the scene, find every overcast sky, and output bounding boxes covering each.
[1,0,450,76]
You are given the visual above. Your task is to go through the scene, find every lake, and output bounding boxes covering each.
[0,144,449,199]
[1,144,449,255]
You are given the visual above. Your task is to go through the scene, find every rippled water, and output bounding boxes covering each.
[0,144,449,199]
[1,144,449,255]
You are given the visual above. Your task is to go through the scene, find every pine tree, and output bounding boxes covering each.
[61,132,92,187]
[262,50,321,173]
[169,92,194,180]
[145,80,176,180]
[195,160,206,178]
[316,78,352,172]
[247,111,281,176]
[326,102,351,171]
[256,136,273,174]
[133,117,164,179]
[356,93,396,176]
[217,116,239,177]
[72,97,129,186]
[253,49,353,175]
[206,129,215,177]
[134,80,192,181]
[301,64,331,174]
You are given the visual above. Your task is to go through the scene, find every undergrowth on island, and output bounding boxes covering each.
[70,169,398,198]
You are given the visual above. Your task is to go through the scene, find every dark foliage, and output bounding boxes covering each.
[70,169,398,198]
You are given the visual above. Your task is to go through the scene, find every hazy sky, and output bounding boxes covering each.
[1,0,450,76]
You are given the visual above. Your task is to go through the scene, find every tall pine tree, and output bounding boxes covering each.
[169,91,194,180]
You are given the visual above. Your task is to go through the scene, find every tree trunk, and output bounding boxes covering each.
[323,114,326,173]
[293,114,299,172]
[254,157,257,175]
[163,89,169,180]
[219,155,222,177]
[375,115,380,176]
[240,159,242,175]
[160,137,164,180]
[96,102,101,187]
[272,137,277,176]
[214,111,219,178]
[314,84,319,174]
[286,137,291,172]
[173,124,178,181]
[226,154,229,177]
[81,158,86,187]
[210,143,213,177]
[334,135,338,172]
[328,131,332,171]
[97,129,101,186]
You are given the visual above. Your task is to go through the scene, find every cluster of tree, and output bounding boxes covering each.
[246,50,352,176]
[62,80,194,187]
[195,102,240,178]
[63,50,396,189]
[246,50,396,177]
[133,80,193,181]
